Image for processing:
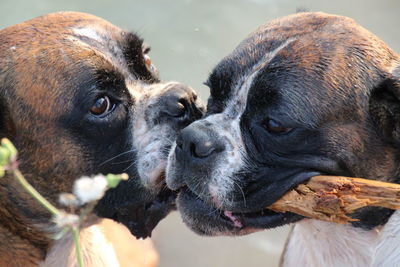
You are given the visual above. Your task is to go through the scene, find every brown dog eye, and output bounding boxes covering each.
[264,119,292,134]
[90,96,114,116]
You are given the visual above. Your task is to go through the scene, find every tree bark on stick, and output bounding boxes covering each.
[268,176,400,224]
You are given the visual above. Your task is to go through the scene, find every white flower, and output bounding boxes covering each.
[58,193,79,207]
[73,174,108,204]
[53,211,79,228]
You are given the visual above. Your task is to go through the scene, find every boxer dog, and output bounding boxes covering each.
[0,12,203,266]
[167,12,400,266]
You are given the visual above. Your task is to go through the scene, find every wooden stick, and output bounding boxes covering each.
[267,176,400,224]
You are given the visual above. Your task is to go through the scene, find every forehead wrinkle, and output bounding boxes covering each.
[224,38,296,119]
[276,94,319,128]
[70,26,136,81]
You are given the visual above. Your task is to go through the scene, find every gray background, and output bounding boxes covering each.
[1,0,399,266]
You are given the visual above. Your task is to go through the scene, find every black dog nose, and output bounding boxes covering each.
[160,83,204,126]
[177,124,224,159]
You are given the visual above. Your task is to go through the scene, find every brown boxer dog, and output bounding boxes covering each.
[167,12,400,265]
[0,12,203,266]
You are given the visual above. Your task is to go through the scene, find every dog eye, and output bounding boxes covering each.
[263,119,292,134]
[90,96,115,117]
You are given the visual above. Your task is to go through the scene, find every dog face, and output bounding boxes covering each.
[167,12,400,235]
[0,12,203,238]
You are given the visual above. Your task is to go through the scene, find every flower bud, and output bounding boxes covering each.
[106,173,129,188]
[73,175,108,204]
[53,211,79,228]
[0,148,10,166]
[1,138,17,160]
[59,193,79,207]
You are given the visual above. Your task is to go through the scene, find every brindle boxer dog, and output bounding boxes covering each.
[0,12,203,266]
[167,12,400,266]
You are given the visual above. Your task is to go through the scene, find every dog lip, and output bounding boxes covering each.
[226,209,303,229]
[115,187,177,239]
[178,188,301,234]
[178,188,241,231]
[222,171,321,213]
[223,211,243,228]
[221,171,321,229]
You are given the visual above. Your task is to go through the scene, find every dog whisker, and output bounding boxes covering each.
[111,159,135,165]
[122,159,138,172]
[206,206,221,217]
[98,150,136,167]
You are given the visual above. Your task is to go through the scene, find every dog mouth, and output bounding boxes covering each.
[221,208,301,230]
[177,171,320,235]
[114,184,177,239]
[96,167,178,239]
[115,148,177,239]
[178,188,302,235]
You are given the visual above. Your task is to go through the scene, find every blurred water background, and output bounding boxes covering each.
[1,1,399,266]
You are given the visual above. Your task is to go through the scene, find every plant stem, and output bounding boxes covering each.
[3,144,85,267]
[79,201,96,223]
[72,226,84,267]
[12,168,60,216]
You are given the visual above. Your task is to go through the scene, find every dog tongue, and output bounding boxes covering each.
[224,211,243,228]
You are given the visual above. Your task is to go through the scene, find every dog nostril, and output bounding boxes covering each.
[189,143,196,157]
[164,98,187,118]
[176,99,187,117]
[190,141,216,158]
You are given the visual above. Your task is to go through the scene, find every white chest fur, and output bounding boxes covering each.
[282,210,400,267]
[41,223,120,267]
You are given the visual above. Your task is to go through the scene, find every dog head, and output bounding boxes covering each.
[0,12,203,239]
[167,12,400,235]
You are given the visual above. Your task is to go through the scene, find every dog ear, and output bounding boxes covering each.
[369,64,400,145]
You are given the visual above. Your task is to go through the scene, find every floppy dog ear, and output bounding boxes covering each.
[369,65,400,145]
